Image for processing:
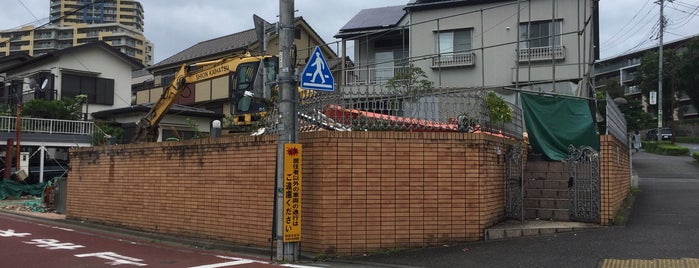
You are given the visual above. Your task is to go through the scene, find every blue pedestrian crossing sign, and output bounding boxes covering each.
[301,46,334,91]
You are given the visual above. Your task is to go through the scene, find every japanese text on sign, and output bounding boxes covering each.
[283,143,302,242]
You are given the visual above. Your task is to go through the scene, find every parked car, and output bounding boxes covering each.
[646,128,673,141]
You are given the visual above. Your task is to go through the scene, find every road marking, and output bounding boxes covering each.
[75,252,147,266]
[0,229,31,237]
[601,258,699,268]
[24,239,85,250]
[189,256,323,268]
[188,258,258,268]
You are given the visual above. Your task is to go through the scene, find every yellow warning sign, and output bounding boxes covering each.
[283,143,302,242]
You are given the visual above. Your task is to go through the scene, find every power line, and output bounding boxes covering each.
[600,0,653,46]
[1,0,105,47]
[602,4,659,50]
[16,0,39,22]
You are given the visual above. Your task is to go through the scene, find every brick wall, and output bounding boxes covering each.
[599,135,631,225]
[301,132,516,255]
[67,136,278,246]
[67,132,518,256]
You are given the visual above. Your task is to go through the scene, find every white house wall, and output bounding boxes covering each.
[55,48,134,114]
[9,46,134,119]
[408,0,595,89]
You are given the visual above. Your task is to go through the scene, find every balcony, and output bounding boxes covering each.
[0,116,102,146]
[343,66,409,86]
[518,46,566,62]
[431,52,476,68]
[34,33,56,40]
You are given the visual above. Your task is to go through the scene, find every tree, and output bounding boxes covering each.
[21,95,86,120]
[386,64,433,98]
[624,98,653,132]
[596,79,652,132]
[674,38,699,115]
[637,38,699,120]
[636,49,679,123]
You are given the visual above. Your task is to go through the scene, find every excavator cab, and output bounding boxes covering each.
[230,56,278,126]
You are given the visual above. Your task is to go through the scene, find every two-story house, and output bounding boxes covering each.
[337,0,599,98]
[135,17,339,123]
[0,41,142,182]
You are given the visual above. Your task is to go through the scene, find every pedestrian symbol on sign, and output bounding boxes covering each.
[301,46,334,91]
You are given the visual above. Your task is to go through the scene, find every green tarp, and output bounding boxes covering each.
[521,93,599,161]
[0,179,47,200]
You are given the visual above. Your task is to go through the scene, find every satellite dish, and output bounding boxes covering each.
[40,78,48,90]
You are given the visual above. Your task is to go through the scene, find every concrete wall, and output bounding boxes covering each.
[67,131,517,256]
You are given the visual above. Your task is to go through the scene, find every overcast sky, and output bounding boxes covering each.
[2,0,699,63]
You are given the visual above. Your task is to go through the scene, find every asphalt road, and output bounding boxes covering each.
[330,150,699,268]
[0,212,317,268]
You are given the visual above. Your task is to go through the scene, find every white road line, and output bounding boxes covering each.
[188,259,259,268]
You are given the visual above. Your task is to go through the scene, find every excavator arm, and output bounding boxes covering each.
[131,53,275,143]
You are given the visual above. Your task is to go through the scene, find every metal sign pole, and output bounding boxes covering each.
[276,0,298,262]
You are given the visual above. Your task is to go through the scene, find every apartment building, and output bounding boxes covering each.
[0,0,153,66]
[595,35,699,120]
[337,0,599,98]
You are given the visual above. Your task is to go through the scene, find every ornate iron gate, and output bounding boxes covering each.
[567,145,600,222]
[505,143,524,221]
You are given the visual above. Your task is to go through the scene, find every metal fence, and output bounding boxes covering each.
[260,86,523,139]
[605,94,627,144]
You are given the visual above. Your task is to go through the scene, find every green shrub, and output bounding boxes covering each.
[676,136,699,143]
[644,142,690,156]
[693,152,699,162]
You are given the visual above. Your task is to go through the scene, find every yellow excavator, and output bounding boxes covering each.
[131,52,278,142]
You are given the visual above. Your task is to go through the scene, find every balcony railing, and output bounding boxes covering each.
[431,52,476,68]
[0,116,100,136]
[518,46,566,62]
[343,66,410,86]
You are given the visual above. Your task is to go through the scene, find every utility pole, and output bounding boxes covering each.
[657,0,666,142]
[276,0,299,262]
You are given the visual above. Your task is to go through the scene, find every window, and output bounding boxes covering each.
[437,29,472,54]
[433,29,475,68]
[61,73,114,105]
[519,20,562,48]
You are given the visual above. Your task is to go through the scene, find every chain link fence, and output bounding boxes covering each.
[259,85,523,139]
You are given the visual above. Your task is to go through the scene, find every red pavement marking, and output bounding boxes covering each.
[0,213,304,267]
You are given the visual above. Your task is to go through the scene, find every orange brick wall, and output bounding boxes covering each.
[301,132,517,255]
[599,135,631,225]
[67,136,278,246]
[68,132,518,256]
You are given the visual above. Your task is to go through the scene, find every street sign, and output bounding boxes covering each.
[282,143,302,242]
[650,91,657,105]
[301,46,334,91]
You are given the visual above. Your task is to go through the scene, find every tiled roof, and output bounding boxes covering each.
[0,41,143,73]
[150,29,258,70]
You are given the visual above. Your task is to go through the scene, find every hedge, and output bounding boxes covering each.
[693,152,699,162]
[642,142,690,156]
[675,137,699,143]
